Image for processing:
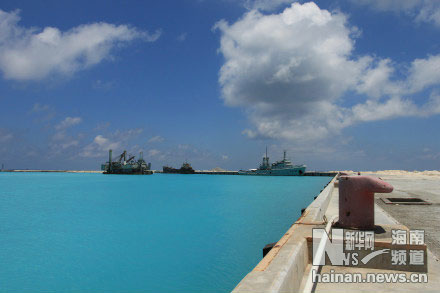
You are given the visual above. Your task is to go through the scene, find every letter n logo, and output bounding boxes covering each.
[312,228,345,266]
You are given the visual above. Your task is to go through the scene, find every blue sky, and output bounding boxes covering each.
[0,0,439,171]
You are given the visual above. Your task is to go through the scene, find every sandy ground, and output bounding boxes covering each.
[335,170,440,178]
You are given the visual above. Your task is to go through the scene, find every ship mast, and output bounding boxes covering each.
[265,146,270,169]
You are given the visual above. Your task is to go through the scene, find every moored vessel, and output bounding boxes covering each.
[238,149,306,176]
[162,162,195,174]
[102,150,153,175]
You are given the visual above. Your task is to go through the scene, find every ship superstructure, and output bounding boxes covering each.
[102,150,152,175]
[238,149,306,176]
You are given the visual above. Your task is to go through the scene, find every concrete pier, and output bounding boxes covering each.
[304,171,338,177]
[233,175,336,292]
[195,170,239,175]
[367,172,440,259]
[156,170,336,176]
[233,172,440,292]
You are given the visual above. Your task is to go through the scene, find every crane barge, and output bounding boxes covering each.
[101,150,153,175]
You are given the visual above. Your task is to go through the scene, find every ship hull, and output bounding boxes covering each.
[104,170,153,175]
[102,164,153,175]
[162,169,195,174]
[238,166,306,176]
[162,167,195,174]
[103,168,153,175]
[101,150,152,175]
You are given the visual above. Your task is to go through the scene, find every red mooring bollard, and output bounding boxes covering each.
[339,176,393,229]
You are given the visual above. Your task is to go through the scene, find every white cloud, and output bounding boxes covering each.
[31,103,50,112]
[407,55,440,93]
[49,116,83,154]
[351,57,440,122]
[55,117,82,130]
[148,149,161,157]
[215,2,440,142]
[215,2,363,140]
[148,135,164,143]
[30,103,56,121]
[355,58,402,98]
[421,92,440,116]
[145,143,224,168]
[0,9,161,81]
[60,140,79,150]
[241,129,257,138]
[216,5,353,105]
[351,97,420,122]
[93,79,114,90]
[80,135,120,158]
[354,0,440,27]
[79,128,143,158]
[94,135,120,150]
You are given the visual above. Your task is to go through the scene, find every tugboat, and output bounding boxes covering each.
[238,148,306,176]
[162,161,195,174]
[101,150,153,175]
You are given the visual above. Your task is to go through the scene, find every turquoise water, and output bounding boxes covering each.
[0,172,330,292]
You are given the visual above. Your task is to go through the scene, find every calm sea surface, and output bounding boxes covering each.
[0,172,330,292]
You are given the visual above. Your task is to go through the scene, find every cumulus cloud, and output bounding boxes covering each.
[94,135,121,150]
[407,55,440,93]
[29,103,56,121]
[79,128,143,157]
[94,121,110,131]
[49,116,83,155]
[215,2,440,141]
[421,92,440,116]
[354,0,440,27]
[31,103,50,113]
[55,116,82,130]
[93,79,114,90]
[351,56,440,122]
[215,2,363,140]
[0,9,161,81]
[148,135,165,143]
[148,149,161,157]
[351,97,419,122]
[80,135,120,158]
[62,140,79,149]
[355,58,402,98]
[146,143,225,168]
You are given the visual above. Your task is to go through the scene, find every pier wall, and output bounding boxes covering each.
[194,171,239,175]
[6,170,336,176]
[233,175,336,292]
[304,171,337,177]
[156,170,336,176]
